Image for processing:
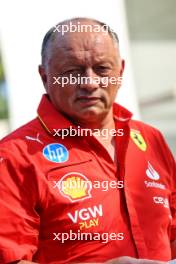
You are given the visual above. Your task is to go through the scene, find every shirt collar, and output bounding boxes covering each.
[113,101,133,122]
[37,94,71,134]
[37,94,133,135]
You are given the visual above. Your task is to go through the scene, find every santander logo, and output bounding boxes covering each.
[146,162,160,181]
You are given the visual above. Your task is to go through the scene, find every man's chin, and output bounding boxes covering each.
[74,108,106,122]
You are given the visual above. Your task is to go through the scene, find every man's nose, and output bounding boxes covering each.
[79,68,99,91]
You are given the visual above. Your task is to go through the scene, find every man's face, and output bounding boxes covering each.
[39,21,125,125]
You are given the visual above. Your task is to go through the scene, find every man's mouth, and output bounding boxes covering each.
[76,96,101,106]
[76,96,101,101]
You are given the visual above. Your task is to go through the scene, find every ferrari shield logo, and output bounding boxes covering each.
[130,130,147,151]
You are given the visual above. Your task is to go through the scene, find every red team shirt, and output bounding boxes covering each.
[0,94,176,263]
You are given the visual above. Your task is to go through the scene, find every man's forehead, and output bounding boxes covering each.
[51,31,116,53]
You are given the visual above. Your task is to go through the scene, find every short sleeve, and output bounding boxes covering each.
[0,148,40,263]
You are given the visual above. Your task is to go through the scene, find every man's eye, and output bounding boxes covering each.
[64,69,81,75]
[95,66,111,74]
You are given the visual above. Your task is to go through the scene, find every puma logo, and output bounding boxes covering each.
[25,133,44,145]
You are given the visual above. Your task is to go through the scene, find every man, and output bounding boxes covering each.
[0,17,175,264]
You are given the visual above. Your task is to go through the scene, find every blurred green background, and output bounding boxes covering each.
[0,53,8,119]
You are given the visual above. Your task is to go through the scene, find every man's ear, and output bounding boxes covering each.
[117,59,125,89]
[120,59,125,76]
[38,65,48,91]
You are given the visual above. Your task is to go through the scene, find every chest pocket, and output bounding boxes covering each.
[46,158,93,202]
[42,159,108,235]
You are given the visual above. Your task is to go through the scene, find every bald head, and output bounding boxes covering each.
[41,17,120,66]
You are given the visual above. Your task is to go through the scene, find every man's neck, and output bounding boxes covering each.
[74,108,115,131]
[74,108,117,163]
